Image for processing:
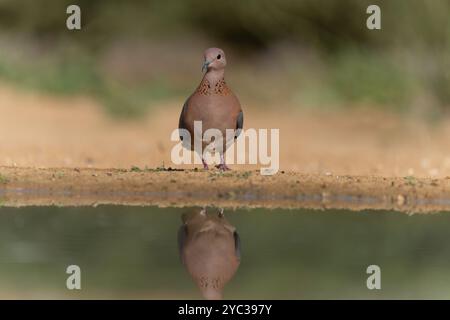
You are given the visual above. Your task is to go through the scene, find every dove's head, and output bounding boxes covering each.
[202,48,227,73]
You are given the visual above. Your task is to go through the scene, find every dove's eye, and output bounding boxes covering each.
[217,54,221,59]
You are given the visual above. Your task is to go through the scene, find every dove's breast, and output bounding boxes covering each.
[180,79,242,151]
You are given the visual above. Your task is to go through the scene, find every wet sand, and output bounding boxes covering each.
[1,166,449,213]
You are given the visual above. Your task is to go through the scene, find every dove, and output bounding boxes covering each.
[178,48,243,170]
[177,207,241,300]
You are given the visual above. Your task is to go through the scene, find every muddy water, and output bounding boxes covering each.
[1,205,450,299]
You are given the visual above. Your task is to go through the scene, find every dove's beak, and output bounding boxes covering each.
[202,60,211,73]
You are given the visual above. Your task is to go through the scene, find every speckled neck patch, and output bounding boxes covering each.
[197,276,221,289]
[214,78,231,95]
[196,78,231,96]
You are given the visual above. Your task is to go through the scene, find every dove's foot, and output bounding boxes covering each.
[201,158,209,170]
[215,163,231,171]
[215,154,230,171]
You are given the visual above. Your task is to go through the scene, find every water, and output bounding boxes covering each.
[1,206,450,299]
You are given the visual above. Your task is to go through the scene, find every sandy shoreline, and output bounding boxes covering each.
[0,166,449,212]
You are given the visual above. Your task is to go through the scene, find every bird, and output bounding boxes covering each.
[178,48,243,170]
[177,207,241,300]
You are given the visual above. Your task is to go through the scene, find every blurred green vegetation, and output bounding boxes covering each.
[0,0,448,116]
[1,206,450,298]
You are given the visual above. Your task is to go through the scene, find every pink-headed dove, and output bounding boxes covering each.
[179,48,243,170]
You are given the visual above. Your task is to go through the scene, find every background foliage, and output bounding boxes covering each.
[0,0,448,116]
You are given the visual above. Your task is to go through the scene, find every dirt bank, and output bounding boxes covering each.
[1,166,449,212]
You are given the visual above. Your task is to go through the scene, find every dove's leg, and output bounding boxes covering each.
[201,158,209,170]
[215,154,230,171]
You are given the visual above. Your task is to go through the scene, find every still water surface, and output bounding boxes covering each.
[0,206,449,299]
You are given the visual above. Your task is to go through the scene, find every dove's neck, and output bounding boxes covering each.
[204,69,225,86]
[201,287,223,300]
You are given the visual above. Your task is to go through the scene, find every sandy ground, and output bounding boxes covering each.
[2,83,450,211]
[1,83,450,177]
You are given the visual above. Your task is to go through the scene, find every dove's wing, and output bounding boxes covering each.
[235,111,243,139]
[233,231,241,260]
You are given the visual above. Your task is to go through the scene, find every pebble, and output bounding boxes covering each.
[397,194,405,206]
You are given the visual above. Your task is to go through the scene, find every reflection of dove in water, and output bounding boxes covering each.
[177,207,241,300]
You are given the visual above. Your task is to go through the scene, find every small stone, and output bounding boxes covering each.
[397,194,405,206]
